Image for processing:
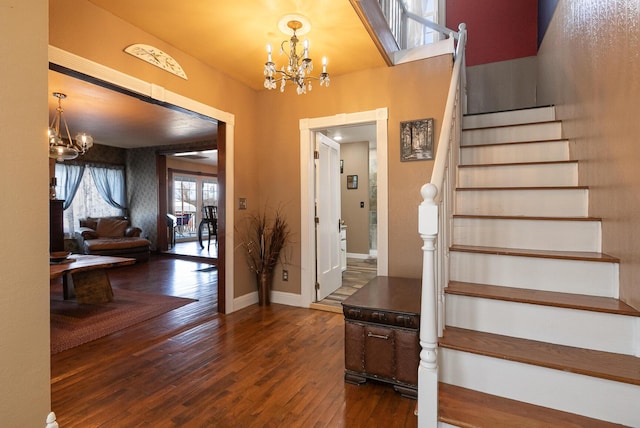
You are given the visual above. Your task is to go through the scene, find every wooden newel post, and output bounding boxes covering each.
[418,183,439,427]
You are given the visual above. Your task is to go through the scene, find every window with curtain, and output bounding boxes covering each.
[55,163,126,235]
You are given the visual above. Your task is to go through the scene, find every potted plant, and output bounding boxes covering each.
[240,207,291,306]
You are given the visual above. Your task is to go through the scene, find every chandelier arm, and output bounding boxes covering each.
[60,113,75,150]
[280,40,292,61]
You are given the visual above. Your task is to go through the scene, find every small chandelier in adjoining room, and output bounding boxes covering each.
[48,92,93,161]
[264,16,330,95]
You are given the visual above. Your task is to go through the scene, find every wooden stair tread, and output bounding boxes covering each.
[440,327,640,386]
[446,281,640,317]
[459,160,577,168]
[456,185,588,191]
[438,383,625,427]
[463,119,561,132]
[463,105,554,117]
[460,138,568,149]
[450,244,620,263]
[453,214,602,222]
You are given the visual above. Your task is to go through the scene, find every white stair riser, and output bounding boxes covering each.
[450,252,619,297]
[440,350,640,427]
[458,163,578,188]
[463,122,562,146]
[463,107,556,129]
[456,188,589,217]
[445,295,638,355]
[460,140,570,165]
[452,218,601,252]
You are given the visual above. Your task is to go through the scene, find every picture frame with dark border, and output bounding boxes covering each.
[400,118,434,161]
[347,175,358,189]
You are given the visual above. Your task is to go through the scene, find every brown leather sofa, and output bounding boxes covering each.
[74,216,151,262]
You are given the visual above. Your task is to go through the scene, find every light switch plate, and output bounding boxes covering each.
[239,198,247,210]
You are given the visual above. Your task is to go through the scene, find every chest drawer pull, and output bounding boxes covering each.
[367,332,389,340]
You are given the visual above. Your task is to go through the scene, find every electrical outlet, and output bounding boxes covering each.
[282,269,288,281]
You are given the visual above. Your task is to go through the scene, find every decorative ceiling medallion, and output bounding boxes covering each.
[277,14,311,36]
[124,44,188,80]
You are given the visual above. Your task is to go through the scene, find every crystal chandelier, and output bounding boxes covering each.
[48,92,93,161]
[263,19,330,95]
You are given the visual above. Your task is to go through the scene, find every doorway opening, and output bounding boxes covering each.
[49,47,236,313]
[300,108,389,308]
[311,126,379,311]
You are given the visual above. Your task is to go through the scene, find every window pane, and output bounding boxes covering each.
[203,179,218,206]
[63,169,121,235]
[174,176,198,239]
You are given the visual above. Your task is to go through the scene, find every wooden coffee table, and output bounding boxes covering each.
[50,254,136,304]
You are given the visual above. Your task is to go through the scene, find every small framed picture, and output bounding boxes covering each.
[347,175,358,189]
[400,118,434,161]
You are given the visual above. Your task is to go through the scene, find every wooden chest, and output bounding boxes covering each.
[342,276,421,398]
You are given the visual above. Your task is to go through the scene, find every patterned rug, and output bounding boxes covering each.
[313,258,377,312]
[50,285,195,354]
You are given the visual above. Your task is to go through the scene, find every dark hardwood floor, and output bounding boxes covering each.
[51,255,417,427]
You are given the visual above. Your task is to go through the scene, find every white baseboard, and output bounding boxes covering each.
[271,290,304,307]
[233,290,304,310]
[233,291,258,311]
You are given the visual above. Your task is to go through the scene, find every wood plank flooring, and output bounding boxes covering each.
[51,255,417,427]
[311,258,378,313]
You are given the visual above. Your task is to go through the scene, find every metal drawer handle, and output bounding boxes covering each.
[367,332,389,340]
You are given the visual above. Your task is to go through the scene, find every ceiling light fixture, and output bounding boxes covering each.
[264,18,330,95]
[48,92,93,161]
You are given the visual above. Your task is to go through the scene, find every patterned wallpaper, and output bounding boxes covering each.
[126,147,158,249]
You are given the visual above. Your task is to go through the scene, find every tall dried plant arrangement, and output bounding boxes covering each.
[240,208,291,305]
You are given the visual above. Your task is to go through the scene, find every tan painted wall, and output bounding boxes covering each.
[1,0,52,425]
[537,0,640,309]
[255,56,453,294]
[341,141,370,255]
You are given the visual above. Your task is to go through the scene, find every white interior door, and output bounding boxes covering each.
[316,133,342,301]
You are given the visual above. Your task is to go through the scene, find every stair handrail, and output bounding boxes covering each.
[417,23,467,428]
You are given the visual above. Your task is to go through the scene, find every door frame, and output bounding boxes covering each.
[300,108,389,307]
[49,46,236,314]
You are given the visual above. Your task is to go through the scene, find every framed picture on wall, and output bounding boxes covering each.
[347,175,358,189]
[400,118,434,161]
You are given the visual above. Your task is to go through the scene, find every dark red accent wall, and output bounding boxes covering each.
[446,0,538,66]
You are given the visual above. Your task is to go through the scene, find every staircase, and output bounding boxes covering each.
[437,106,640,427]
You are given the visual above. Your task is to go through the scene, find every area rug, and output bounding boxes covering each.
[50,286,196,354]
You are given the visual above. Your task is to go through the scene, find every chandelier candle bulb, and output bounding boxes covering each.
[303,39,309,58]
[267,44,272,62]
[322,57,327,73]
